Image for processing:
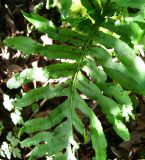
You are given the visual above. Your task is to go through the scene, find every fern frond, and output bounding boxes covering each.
[4,1,145,159]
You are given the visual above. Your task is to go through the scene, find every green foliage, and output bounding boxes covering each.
[111,0,145,9]
[0,132,21,159]
[3,0,145,159]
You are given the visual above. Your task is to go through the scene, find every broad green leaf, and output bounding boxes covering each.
[100,83,134,120]
[115,39,145,74]
[85,58,134,120]
[127,22,144,44]
[72,110,84,135]
[98,96,121,123]
[115,39,136,70]
[86,46,112,66]
[98,94,130,141]
[76,72,102,100]
[103,62,145,94]
[114,40,145,94]
[87,44,145,95]
[58,28,87,47]
[7,68,48,89]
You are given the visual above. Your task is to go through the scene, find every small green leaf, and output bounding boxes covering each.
[80,0,97,20]
[4,36,82,60]
[7,63,76,89]
[93,31,116,49]
[39,45,82,60]
[4,36,40,55]
[19,99,69,135]
[113,119,130,141]
[100,83,132,106]
[101,21,144,44]
[13,86,67,108]
[22,11,55,33]
[60,0,72,16]
[74,92,107,160]
[83,57,107,84]
[29,140,67,160]
[21,132,52,147]
[90,114,107,160]
[115,39,136,69]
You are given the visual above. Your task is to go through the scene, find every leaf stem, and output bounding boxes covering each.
[69,22,99,132]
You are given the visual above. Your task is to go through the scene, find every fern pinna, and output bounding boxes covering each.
[4,0,145,159]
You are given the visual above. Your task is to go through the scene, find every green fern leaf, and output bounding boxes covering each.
[80,0,107,20]
[7,63,76,89]
[22,11,55,33]
[76,73,130,141]
[83,57,107,84]
[4,37,82,60]
[13,86,66,109]
[93,31,116,48]
[21,132,52,147]
[100,83,133,112]
[74,92,107,159]
[19,98,69,134]
[21,121,72,160]
[101,21,144,44]
[39,45,82,60]
[5,2,145,159]
[22,11,88,47]
[4,36,41,55]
